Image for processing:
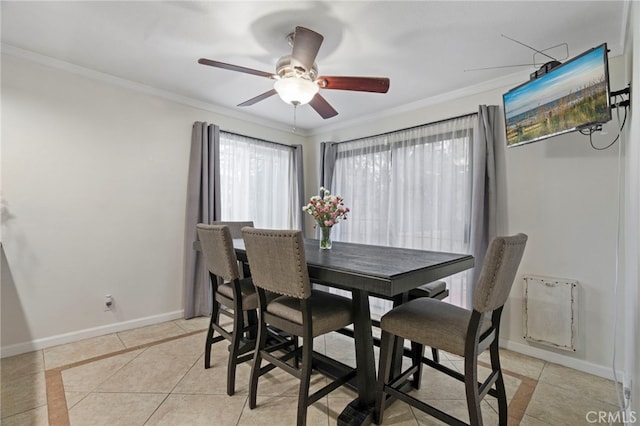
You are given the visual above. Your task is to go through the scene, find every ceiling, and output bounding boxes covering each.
[1,1,628,134]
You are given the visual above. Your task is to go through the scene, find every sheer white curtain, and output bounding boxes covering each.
[185,126,303,319]
[219,132,299,229]
[330,114,476,309]
[332,139,392,246]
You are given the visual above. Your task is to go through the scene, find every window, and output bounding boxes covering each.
[329,114,476,307]
[219,132,301,229]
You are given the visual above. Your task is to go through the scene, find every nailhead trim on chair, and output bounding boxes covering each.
[242,227,358,426]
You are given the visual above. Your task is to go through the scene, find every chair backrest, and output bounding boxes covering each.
[472,233,528,313]
[211,221,254,239]
[196,224,239,282]
[241,227,311,299]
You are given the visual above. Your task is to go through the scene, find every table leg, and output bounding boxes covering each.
[337,290,376,426]
[389,293,409,381]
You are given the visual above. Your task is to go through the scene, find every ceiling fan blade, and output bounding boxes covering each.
[237,89,278,107]
[290,26,324,72]
[309,93,338,119]
[198,58,275,79]
[317,76,390,93]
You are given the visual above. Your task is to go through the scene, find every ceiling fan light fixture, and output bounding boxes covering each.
[274,77,319,106]
[198,26,389,119]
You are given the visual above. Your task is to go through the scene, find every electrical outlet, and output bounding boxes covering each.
[623,376,632,403]
[104,295,113,311]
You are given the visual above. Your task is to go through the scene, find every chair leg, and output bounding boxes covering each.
[464,355,483,426]
[204,300,221,369]
[249,313,268,409]
[431,347,440,363]
[490,340,508,425]
[374,331,395,425]
[226,306,244,396]
[410,342,424,390]
[297,337,314,426]
[246,310,258,340]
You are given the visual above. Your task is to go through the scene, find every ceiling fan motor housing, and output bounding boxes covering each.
[276,55,318,82]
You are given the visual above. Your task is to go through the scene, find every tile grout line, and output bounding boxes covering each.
[45,329,207,425]
[141,342,206,424]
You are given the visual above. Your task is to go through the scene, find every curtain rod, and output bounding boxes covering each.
[335,111,478,144]
[220,129,298,149]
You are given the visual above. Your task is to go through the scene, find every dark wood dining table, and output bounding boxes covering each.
[233,237,474,426]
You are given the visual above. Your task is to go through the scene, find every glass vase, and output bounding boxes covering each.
[319,226,333,249]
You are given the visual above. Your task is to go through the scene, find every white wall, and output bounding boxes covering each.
[308,55,630,379]
[0,54,300,355]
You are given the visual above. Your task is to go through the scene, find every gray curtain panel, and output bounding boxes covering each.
[320,141,338,191]
[470,105,505,304]
[183,122,221,319]
[316,141,338,239]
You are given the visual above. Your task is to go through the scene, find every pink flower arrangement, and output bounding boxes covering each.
[302,187,350,228]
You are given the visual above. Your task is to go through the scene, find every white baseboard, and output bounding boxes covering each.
[500,338,622,381]
[0,310,184,358]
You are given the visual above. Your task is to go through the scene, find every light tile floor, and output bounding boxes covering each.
[0,317,624,425]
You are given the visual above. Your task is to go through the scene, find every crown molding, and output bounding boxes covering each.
[0,43,528,139]
[3,42,626,140]
[307,44,627,139]
[1,43,310,137]
[306,69,530,138]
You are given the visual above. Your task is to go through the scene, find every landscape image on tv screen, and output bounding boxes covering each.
[503,43,611,147]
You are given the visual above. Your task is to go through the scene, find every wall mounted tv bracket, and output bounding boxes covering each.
[610,85,631,109]
[529,60,562,80]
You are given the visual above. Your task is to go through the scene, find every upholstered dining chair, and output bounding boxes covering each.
[196,222,255,396]
[241,227,358,426]
[374,233,528,426]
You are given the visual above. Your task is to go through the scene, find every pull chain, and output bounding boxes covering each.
[292,103,298,133]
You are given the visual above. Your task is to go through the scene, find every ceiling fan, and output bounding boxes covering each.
[198,26,390,119]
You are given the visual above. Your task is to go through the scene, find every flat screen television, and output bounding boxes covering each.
[503,43,612,148]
